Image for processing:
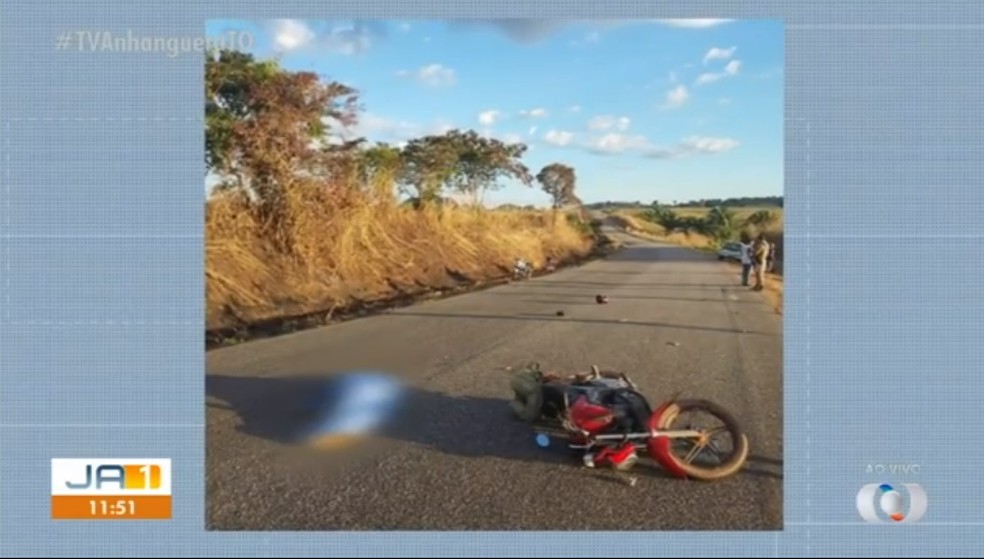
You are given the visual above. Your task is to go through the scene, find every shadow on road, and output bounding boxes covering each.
[628,454,784,482]
[206,374,329,443]
[206,373,571,466]
[388,310,773,336]
[207,373,783,481]
[744,455,784,480]
[527,280,735,289]
[574,270,734,276]
[521,299,599,306]
[602,246,666,262]
[603,245,717,264]
[504,293,763,306]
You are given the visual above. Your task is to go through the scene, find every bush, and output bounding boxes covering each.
[206,187,594,329]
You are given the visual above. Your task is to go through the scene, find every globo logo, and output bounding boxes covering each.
[856,483,927,524]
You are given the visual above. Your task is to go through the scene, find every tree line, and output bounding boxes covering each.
[204,50,581,221]
[585,196,783,209]
[645,203,780,244]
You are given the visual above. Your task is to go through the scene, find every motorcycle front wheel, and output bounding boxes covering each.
[647,399,750,481]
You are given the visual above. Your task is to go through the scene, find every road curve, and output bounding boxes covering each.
[206,227,783,531]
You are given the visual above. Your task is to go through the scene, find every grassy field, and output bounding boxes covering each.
[206,187,598,331]
[610,206,785,315]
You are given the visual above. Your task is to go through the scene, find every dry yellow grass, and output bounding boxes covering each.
[611,207,785,315]
[206,185,596,330]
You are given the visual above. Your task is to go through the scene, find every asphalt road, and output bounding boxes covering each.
[206,227,783,531]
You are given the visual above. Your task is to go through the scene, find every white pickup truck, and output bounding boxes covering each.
[717,242,744,262]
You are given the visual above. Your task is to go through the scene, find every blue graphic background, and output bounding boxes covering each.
[2,1,983,557]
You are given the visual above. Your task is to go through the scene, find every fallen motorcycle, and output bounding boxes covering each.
[509,363,749,481]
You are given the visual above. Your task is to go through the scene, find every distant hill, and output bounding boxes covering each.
[584,196,783,210]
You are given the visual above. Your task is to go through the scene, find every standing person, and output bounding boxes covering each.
[739,233,753,287]
[766,241,777,273]
[751,234,770,292]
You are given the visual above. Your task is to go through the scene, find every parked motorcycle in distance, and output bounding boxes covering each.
[512,257,534,280]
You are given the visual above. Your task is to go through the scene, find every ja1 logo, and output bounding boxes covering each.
[51,458,172,520]
[856,483,927,524]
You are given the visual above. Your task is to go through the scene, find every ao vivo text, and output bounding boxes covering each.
[866,463,921,475]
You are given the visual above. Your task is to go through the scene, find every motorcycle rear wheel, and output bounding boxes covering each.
[648,399,749,481]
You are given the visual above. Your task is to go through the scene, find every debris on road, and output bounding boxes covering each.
[595,294,609,304]
[667,341,681,347]
[556,310,566,317]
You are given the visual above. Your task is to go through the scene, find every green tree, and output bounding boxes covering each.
[704,205,740,243]
[400,133,461,205]
[536,163,580,209]
[400,129,533,207]
[357,142,404,201]
[445,130,533,204]
[204,49,361,233]
[745,209,778,228]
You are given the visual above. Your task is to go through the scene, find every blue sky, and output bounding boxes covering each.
[206,19,783,207]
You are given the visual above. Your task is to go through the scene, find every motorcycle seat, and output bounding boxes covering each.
[569,395,615,432]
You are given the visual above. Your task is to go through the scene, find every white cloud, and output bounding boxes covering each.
[344,113,418,141]
[696,59,741,85]
[587,116,608,130]
[568,105,582,113]
[587,115,631,131]
[645,135,739,159]
[267,20,383,55]
[662,84,690,109]
[478,110,502,126]
[418,64,457,87]
[520,108,549,119]
[658,19,734,29]
[328,23,378,55]
[543,130,575,147]
[586,133,650,155]
[270,19,316,51]
[703,46,737,65]
[338,112,456,142]
[718,97,732,106]
[398,63,457,87]
[528,126,538,136]
[450,20,735,44]
[501,132,524,144]
[536,125,740,161]
[278,18,732,55]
